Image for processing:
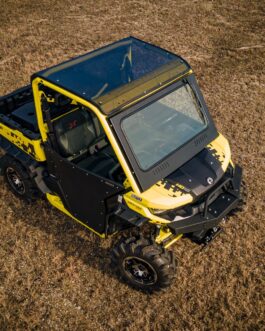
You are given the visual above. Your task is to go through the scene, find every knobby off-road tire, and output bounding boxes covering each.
[111,236,176,292]
[229,179,248,216]
[238,179,247,211]
[2,156,40,202]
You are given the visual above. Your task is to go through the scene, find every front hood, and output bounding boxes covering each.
[134,134,231,210]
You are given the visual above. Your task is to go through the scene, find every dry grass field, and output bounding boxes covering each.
[0,0,264,330]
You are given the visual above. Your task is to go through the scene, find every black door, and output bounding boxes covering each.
[44,145,124,235]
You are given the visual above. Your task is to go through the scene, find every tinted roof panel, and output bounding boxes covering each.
[35,37,190,113]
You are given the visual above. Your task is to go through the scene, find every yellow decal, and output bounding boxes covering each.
[0,122,46,161]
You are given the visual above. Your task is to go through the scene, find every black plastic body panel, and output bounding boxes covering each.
[163,147,224,198]
[110,74,218,192]
[0,85,40,139]
[44,143,125,234]
[11,102,38,133]
[106,203,148,235]
[0,85,32,115]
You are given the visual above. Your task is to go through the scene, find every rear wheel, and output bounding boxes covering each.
[111,236,176,292]
[3,156,39,202]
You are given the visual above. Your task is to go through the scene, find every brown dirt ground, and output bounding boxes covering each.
[0,0,265,330]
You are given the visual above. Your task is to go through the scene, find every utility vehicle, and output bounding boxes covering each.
[0,37,243,291]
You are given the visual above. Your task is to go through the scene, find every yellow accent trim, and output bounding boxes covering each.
[124,193,171,224]
[0,121,46,161]
[164,234,183,249]
[32,77,141,194]
[32,82,48,142]
[155,227,173,244]
[140,188,193,210]
[155,227,182,248]
[208,133,231,172]
[46,193,105,238]
[51,107,79,122]
[123,178,131,189]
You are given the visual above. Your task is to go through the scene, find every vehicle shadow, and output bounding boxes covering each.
[5,190,121,282]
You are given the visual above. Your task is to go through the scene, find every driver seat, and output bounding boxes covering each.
[53,109,96,158]
[53,109,117,179]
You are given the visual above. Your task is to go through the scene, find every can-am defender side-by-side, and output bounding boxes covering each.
[0,37,243,291]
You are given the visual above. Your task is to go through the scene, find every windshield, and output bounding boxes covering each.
[121,84,207,170]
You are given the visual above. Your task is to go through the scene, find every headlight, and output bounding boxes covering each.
[150,208,166,215]
[150,206,191,220]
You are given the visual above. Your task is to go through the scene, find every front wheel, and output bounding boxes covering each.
[111,236,176,292]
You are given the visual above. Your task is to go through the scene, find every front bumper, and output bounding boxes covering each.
[166,165,243,235]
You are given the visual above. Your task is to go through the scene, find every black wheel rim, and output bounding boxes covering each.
[123,257,157,286]
[6,167,26,195]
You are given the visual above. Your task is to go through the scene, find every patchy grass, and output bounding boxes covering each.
[0,0,264,330]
